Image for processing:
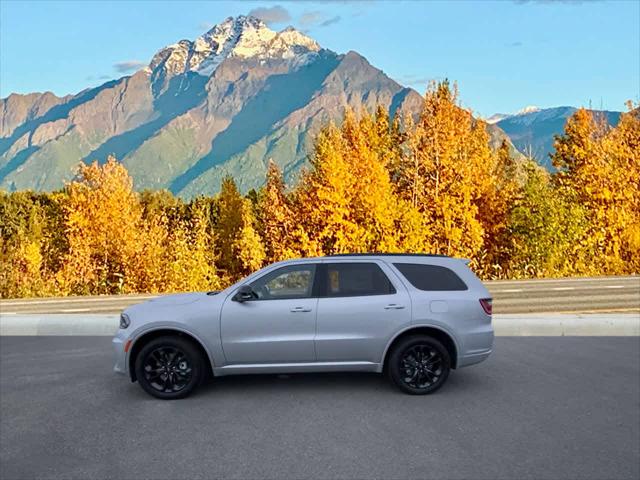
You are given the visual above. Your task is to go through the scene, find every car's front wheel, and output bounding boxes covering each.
[134,336,205,400]
[388,335,451,395]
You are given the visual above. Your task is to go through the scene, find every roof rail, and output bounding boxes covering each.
[325,253,450,258]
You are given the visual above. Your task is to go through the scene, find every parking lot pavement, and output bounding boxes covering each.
[1,337,639,480]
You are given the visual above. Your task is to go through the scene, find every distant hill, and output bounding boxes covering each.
[493,106,622,169]
[0,15,519,197]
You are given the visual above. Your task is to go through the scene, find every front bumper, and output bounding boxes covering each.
[112,330,128,376]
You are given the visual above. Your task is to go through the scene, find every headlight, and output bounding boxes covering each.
[119,313,131,329]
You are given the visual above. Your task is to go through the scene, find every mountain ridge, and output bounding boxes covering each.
[0,15,519,197]
[494,106,622,168]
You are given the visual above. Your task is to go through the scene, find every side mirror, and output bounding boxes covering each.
[233,284,255,303]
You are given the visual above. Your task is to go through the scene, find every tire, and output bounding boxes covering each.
[134,336,205,400]
[387,335,451,395]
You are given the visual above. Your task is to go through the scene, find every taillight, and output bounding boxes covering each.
[479,298,492,315]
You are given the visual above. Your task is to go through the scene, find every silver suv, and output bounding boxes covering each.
[113,254,494,399]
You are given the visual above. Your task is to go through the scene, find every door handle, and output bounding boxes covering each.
[384,304,405,310]
[290,307,312,313]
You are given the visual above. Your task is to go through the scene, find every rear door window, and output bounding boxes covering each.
[325,263,396,297]
[393,263,468,291]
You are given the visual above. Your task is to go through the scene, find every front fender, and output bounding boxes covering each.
[126,323,218,380]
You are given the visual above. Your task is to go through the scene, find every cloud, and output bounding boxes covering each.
[113,61,146,73]
[86,74,112,82]
[248,5,291,25]
[508,41,524,47]
[300,11,324,26]
[299,11,342,28]
[320,15,341,27]
[397,74,433,87]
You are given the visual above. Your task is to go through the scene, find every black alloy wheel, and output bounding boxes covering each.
[143,346,193,393]
[135,336,204,400]
[400,344,443,389]
[388,335,451,395]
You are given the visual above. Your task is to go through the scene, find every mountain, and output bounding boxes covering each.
[0,15,516,197]
[494,106,622,169]
[486,106,542,125]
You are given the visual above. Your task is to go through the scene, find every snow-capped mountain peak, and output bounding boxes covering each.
[515,105,541,115]
[148,15,321,79]
[485,105,542,124]
[486,113,510,124]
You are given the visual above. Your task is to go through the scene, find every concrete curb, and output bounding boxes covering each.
[0,315,119,336]
[493,314,640,336]
[1,313,638,336]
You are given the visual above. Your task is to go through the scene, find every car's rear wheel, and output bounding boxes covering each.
[388,335,451,395]
[134,336,204,400]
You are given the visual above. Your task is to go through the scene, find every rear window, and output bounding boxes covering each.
[393,263,468,291]
[326,263,396,297]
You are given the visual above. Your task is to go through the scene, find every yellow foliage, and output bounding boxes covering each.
[552,105,640,274]
[216,176,265,279]
[258,160,301,262]
[399,81,490,259]
[2,92,638,299]
[292,109,430,255]
[59,156,142,294]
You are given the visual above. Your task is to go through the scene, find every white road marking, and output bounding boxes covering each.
[60,308,91,313]
[545,308,640,314]
[1,312,17,315]
[488,284,638,294]
[0,295,158,306]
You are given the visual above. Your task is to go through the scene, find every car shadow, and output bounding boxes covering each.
[114,368,491,401]
[199,371,390,395]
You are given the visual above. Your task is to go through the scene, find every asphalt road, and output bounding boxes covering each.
[1,337,638,480]
[1,275,639,315]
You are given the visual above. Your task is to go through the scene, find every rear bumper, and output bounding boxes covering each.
[458,348,492,367]
[457,321,494,368]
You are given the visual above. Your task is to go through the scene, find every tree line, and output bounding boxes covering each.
[1,81,638,298]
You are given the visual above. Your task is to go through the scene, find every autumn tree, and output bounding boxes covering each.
[293,109,429,255]
[2,91,638,299]
[0,191,67,297]
[552,106,640,274]
[475,139,521,277]
[59,157,143,294]
[164,204,222,291]
[504,161,588,277]
[215,176,265,280]
[605,105,640,270]
[397,81,495,260]
[258,160,300,262]
[338,110,403,251]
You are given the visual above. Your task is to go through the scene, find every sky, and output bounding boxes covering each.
[1,0,638,117]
